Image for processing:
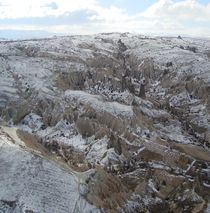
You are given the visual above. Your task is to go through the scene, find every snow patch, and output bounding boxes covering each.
[65,90,133,117]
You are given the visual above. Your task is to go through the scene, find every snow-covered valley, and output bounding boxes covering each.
[0,33,210,212]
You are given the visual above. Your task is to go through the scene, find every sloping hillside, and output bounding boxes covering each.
[0,33,210,212]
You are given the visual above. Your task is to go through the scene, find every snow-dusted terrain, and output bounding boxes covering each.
[0,127,99,213]
[0,33,210,212]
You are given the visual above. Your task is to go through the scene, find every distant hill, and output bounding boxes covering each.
[0,29,62,40]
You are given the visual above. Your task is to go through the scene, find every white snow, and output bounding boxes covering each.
[101,147,125,166]
[20,112,44,132]
[154,123,193,144]
[86,137,108,163]
[59,134,87,151]
[65,90,134,117]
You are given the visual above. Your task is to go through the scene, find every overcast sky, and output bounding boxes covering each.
[0,0,210,37]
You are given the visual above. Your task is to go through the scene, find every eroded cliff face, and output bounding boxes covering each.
[0,33,210,212]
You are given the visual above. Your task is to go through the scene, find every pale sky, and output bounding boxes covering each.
[0,0,210,37]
